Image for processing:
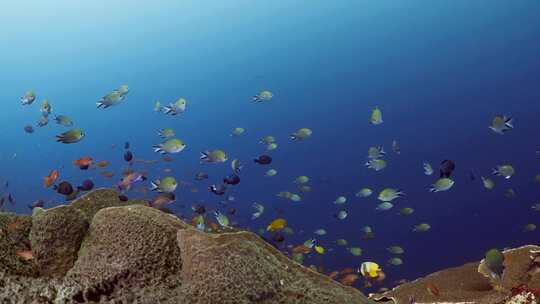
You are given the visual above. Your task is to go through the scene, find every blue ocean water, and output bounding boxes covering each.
[1,0,539,291]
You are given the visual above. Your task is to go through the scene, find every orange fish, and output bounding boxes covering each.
[340,274,359,286]
[73,156,93,170]
[426,281,440,297]
[340,267,354,275]
[16,250,34,261]
[100,171,114,178]
[95,160,110,168]
[7,219,25,231]
[43,170,59,188]
[292,245,312,254]
[209,222,220,231]
[328,271,339,279]
[161,155,174,162]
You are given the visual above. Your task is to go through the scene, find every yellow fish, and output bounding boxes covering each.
[370,107,383,125]
[360,261,381,278]
[314,245,325,255]
[267,218,287,232]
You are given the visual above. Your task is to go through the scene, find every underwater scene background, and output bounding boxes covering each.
[1,0,540,292]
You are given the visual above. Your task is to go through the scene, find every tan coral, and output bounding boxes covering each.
[177,227,372,304]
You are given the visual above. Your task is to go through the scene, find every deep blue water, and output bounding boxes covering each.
[1,0,540,292]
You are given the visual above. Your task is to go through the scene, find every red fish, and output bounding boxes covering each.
[426,281,440,297]
[73,156,93,170]
[340,274,359,286]
[43,170,59,188]
[16,250,34,261]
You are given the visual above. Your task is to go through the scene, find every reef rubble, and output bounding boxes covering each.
[0,189,372,304]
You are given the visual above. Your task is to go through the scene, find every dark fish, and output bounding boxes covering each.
[124,142,130,149]
[469,170,476,181]
[7,193,14,204]
[227,207,236,215]
[4,181,8,188]
[272,234,285,242]
[223,174,240,185]
[254,155,272,165]
[28,200,45,210]
[195,172,209,181]
[77,179,94,191]
[24,125,34,134]
[54,181,74,195]
[124,150,133,162]
[0,196,5,208]
[209,184,226,196]
[439,160,455,178]
[192,204,206,214]
[118,195,129,202]
[156,207,174,214]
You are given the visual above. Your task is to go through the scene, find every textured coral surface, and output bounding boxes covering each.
[0,189,372,304]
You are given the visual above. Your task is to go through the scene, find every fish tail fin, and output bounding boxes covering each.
[364,162,371,169]
[491,168,499,176]
[429,187,436,193]
[150,181,159,191]
[152,145,164,154]
[96,102,104,108]
[505,117,514,129]
[379,145,385,155]
[289,134,297,140]
[200,152,208,161]
[252,96,260,102]
[397,189,405,196]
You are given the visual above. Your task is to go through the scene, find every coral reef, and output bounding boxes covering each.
[0,189,373,304]
[371,245,540,304]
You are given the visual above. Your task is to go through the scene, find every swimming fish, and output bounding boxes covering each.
[429,178,455,192]
[387,246,404,254]
[370,107,383,125]
[492,165,515,179]
[56,128,84,144]
[209,184,227,196]
[290,128,312,141]
[162,97,187,116]
[252,202,264,219]
[267,218,287,232]
[484,248,504,279]
[366,159,387,171]
[355,188,373,198]
[254,155,272,165]
[348,247,362,256]
[153,138,186,154]
[367,146,385,159]
[54,181,74,196]
[24,125,34,134]
[333,196,347,205]
[388,257,403,266]
[118,172,146,191]
[360,262,381,278]
[43,170,59,188]
[392,139,401,154]
[20,91,36,105]
[230,127,245,137]
[54,115,74,127]
[439,160,455,178]
[150,177,178,193]
[97,90,126,108]
[77,179,94,191]
[481,176,495,190]
[335,210,348,220]
[223,174,240,185]
[37,115,49,127]
[423,162,434,175]
[200,150,228,163]
[73,156,93,170]
[231,159,242,174]
[265,169,278,177]
[157,128,175,138]
[252,90,273,102]
[40,100,52,116]
[266,143,278,151]
[413,223,431,232]
[378,188,404,202]
[214,211,230,228]
[376,202,394,211]
[489,114,513,134]
[294,176,310,184]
